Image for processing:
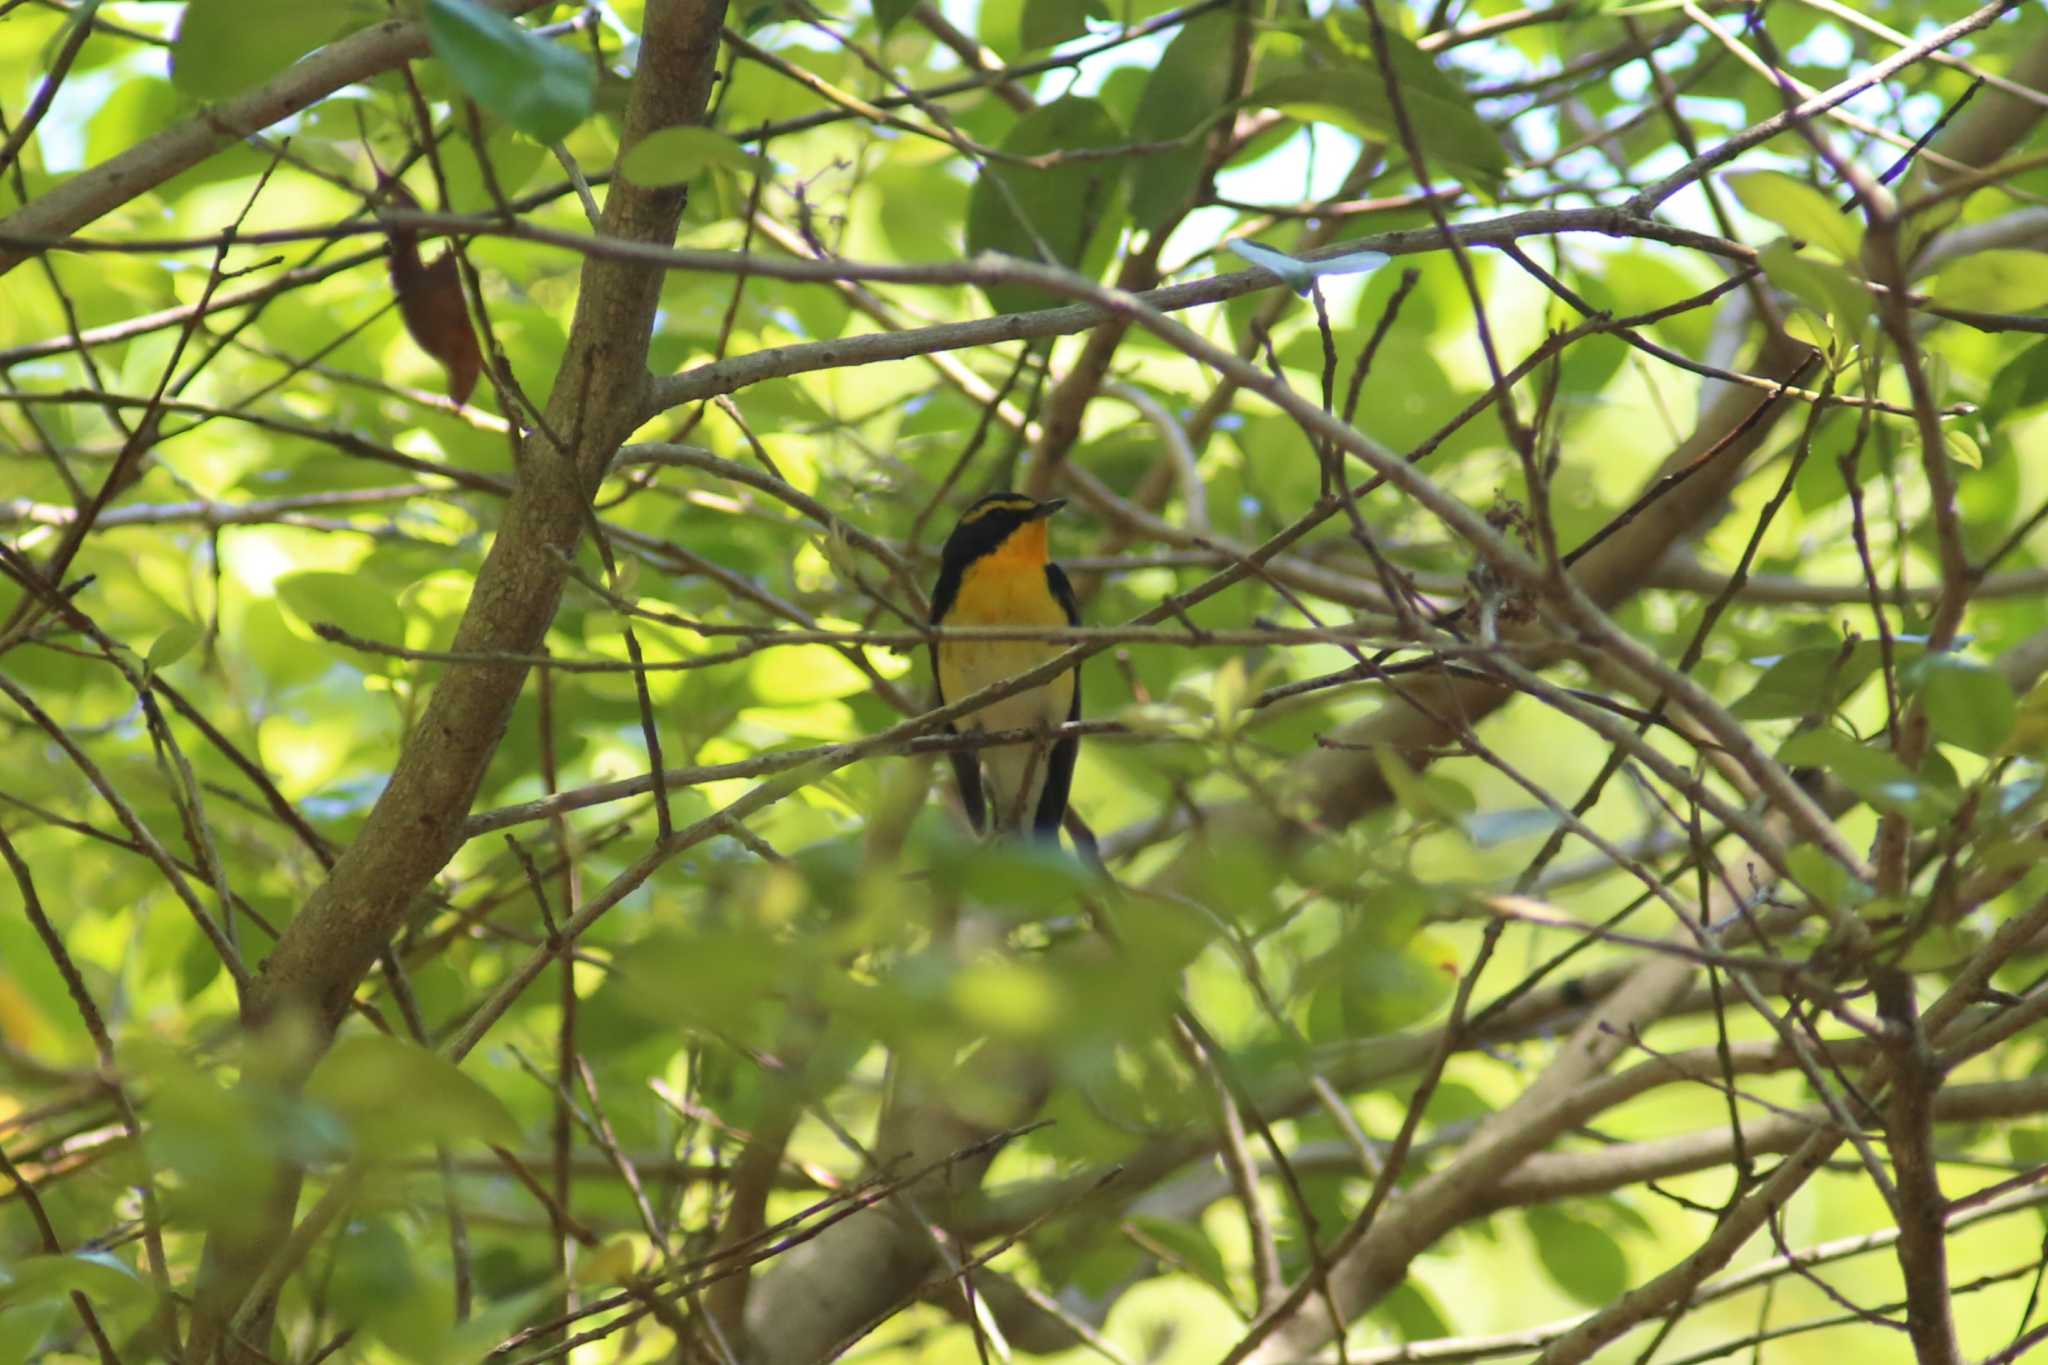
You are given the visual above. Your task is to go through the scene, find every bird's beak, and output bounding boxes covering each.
[1032,498,1068,520]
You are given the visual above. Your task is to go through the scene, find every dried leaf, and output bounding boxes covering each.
[381,179,482,406]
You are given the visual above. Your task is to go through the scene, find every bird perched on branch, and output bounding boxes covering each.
[929,492,1080,840]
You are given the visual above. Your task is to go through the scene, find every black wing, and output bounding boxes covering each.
[929,560,986,832]
[1032,561,1082,839]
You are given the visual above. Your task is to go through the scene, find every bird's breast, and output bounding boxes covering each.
[938,561,1074,730]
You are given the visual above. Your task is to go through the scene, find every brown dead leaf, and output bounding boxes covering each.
[380,178,482,407]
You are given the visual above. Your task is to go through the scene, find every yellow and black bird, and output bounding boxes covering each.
[929,491,1080,839]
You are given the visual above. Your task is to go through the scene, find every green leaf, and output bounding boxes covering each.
[1731,644,1874,720]
[1912,653,2017,755]
[873,0,919,33]
[620,127,769,188]
[611,929,793,1032]
[1166,833,1290,928]
[1943,429,1982,469]
[1302,889,1457,1040]
[1126,1215,1236,1303]
[1376,1280,1451,1341]
[423,0,594,144]
[0,1299,62,1365]
[275,570,407,656]
[1127,12,1237,230]
[1376,747,1475,825]
[1784,843,1871,911]
[326,1216,452,1359]
[1725,171,1860,263]
[129,1042,333,1238]
[307,1034,521,1154]
[1930,250,2048,313]
[1757,237,1869,334]
[1336,934,1455,1035]
[1778,727,1952,820]
[950,958,1068,1038]
[2008,676,2048,757]
[1247,68,1507,195]
[1987,339,2048,424]
[965,96,1128,314]
[0,1252,150,1311]
[926,833,1097,917]
[436,123,548,212]
[147,620,204,671]
[748,642,871,703]
[172,0,344,100]
[437,1283,566,1361]
[2011,1126,2048,1168]
[1317,12,1470,105]
[1526,1206,1629,1305]
[1021,0,1092,50]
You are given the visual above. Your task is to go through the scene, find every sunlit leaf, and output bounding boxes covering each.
[172,0,344,99]
[749,642,872,703]
[276,570,408,656]
[1726,170,1861,263]
[573,1239,641,1286]
[1248,68,1507,194]
[1930,250,2048,313]
[437,123,548,212]
[950,959,1066,1037]
[424,0,595,144]
[147,620,204,671]
[620,127,769,187]
[1757,237,1869,334]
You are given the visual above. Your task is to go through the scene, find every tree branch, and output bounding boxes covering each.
[180,4,731,1358]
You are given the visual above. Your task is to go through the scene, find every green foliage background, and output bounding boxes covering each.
[3,0,2048,1362]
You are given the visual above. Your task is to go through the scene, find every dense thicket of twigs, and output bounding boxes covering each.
[5,0,2048,1362]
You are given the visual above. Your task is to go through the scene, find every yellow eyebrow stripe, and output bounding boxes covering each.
[958,496,1037,525]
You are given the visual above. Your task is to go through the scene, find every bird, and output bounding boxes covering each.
[928,491,1080,840]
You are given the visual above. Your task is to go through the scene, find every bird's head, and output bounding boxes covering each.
[940,492,1067,573]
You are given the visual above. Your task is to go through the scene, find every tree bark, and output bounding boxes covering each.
[180,5,729,1358]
